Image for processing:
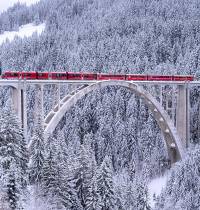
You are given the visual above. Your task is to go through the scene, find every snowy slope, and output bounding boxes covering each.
[148,174,168,208]
[0,0,41,14]
[0,23,45,46]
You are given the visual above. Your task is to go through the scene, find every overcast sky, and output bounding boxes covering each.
[0,0,40,14]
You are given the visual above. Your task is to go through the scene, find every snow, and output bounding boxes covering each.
[0,23,45,46]
[148,174,168,208]
[0,0,40,14]
[170,143,176,148]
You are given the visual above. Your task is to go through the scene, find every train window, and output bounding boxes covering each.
[57,73,66,77]
[102,74,124,78]
[84,75,91,78]
[70,74,81,77]
[38,73,43,77]
[100,74,110,77]
[24,73,31,76]
[11,73,18,77]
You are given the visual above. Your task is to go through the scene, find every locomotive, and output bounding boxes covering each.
[0,71,194,81]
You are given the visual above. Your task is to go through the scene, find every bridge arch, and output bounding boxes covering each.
[44,80,185,163]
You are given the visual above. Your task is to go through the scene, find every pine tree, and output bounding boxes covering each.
[0,101,28,209]
[85,155,98,210]
[42,149,59,207]
[155,145,200,210]
[43,134,82,209]
[74,145,95,208]
[132,175,151,210]
[7,169,18,210]
[28,114,45,185]
[42,134,64,209]
[96,156,116,210]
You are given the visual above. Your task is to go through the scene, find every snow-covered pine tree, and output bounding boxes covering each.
[43,134,83,209]
[73,144,95,208]
[41,147,60,208]
[28,114,45,185]
[0,182,10,210]
[131,175,151,210]
[126,179,138,210]
[96,156,116,210]
[83,134,98,210]
[0,100,28,209]
[155,145,200,210]
[56,130,68,160]
[85,155,98,210]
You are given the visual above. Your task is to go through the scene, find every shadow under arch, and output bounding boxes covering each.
[44,80,185,164]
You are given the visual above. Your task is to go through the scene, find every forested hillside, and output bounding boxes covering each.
[0,0,200,209]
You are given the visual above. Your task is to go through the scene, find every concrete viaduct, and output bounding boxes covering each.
[0,79,193,163]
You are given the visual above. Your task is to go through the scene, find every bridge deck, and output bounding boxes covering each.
[0,79,199,86]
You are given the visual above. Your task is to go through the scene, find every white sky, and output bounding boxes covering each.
[0,0,41,14]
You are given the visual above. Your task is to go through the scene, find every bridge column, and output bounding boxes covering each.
[12,87,22,122]
[176,84,190,148]
[40,84,44,121]
[11,85,27,139]
[22,83,28,141]
[57,83,60,110]
[35,84,44,124]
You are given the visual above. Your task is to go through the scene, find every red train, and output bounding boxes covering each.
[1,71,194,81]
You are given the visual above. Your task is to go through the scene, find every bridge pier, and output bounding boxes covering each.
[11,88,22,121]
[34,84,44,125]
[11,84,27,140]
[176,84,190,148]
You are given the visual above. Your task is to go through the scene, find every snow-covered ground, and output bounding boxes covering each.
[148,174,168,208]
[0,23,45,45]
[0,0,41,14]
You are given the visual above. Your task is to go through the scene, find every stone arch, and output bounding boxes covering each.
[44,80,185,163]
